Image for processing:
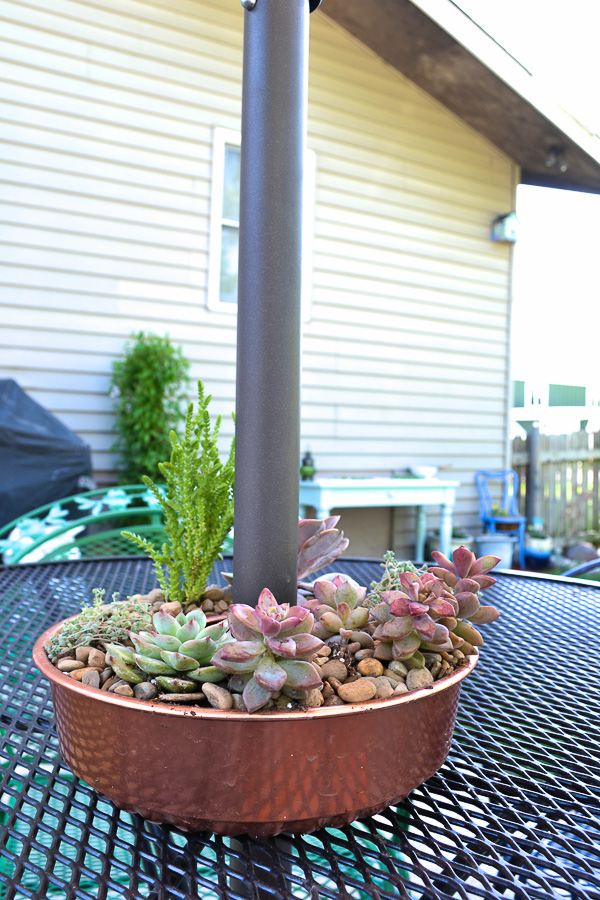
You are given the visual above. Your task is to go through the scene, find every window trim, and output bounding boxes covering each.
[208,126,315,319]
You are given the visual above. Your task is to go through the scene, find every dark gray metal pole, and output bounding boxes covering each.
[234,0,311,607]
[525,422,542,525]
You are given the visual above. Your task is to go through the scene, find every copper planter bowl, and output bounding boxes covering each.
[34,623,475,836]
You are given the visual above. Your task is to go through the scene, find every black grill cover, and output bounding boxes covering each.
[0,380,94,529]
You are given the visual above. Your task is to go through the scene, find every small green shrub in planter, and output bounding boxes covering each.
[110,331,190,484]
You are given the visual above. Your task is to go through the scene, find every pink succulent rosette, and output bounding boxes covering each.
[211,588,324,712]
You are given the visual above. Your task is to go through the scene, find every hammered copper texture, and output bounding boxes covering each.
[34,625,473,836]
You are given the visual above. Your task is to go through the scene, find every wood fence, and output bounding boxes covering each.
[512,428,600,541]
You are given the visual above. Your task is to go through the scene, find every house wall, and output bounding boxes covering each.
[0,0,517,557]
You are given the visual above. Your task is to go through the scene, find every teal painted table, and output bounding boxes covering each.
[299,477,459,560]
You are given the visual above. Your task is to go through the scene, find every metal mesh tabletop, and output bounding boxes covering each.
[1,557,599,900]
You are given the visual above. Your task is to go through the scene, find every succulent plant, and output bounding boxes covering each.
[365,550,426,607]
[369,572,458,664]
[427,546,501,648]
[45,589,153,664]
[122,380,235,607]
[106,609,230,686]
[302,575,373,647]
[297,517,349,581]
[211,589,324,712]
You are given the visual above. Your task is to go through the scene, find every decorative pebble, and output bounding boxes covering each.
[347,642,362,654]
[453,649,465,660]
[107,679,126,693]
[322,682,334,699]
[357,658,384,677]
[113,683,134,697]
[81,670,100,688]
[87,649,106,669]
[343,673,362,684]
[201,600,214,612]
[406,668,434,691]
[69,666,103,682]
[323,695,346,707]
[100,668,113,686]
[202,683,233,710]
[214,600,229,613]
[57,659,85,673]
[160,601,182,617]
[383,668,404,684]
[393,682,409,695]
[319,646,332,657]
[439,660,452,678]
[147,589,165,602]
[133,683,159,701]
[203,587,225,601]
[388,660,408,677]
[232,694,247,711]
[75,646,92,663]
[375,678,394,699]
[320,659,348,682]
[300,688,324,709]
[102,676,117,691]
[337,680,376,703]
[430,662,442,679]
[355,648,375,661]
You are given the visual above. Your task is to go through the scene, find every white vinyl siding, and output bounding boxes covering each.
[0,0,517,555]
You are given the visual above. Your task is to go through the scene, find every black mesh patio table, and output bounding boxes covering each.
[1,557,598,900]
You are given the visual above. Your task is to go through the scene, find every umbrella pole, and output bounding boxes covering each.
[234,0,314,606]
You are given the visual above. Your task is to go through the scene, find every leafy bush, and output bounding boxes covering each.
[110,331,190,483]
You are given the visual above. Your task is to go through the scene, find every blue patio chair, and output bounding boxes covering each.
[475,470,526,569]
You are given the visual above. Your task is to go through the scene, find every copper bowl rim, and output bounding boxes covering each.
[33,619,477,721]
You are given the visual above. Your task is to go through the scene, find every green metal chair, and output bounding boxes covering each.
[0,485,166,564]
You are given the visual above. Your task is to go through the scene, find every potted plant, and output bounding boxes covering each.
[491,506,520,532]
[524,522,553,568]
[34,382,501,836]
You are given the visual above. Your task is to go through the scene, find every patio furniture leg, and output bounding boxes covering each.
[439,502,453,558]
[415,505,427,560]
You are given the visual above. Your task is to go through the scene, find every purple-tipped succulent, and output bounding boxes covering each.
[211,588,324,712]
[297,516,350,581]
[370,572,458,663]
[303,574,372,646]
[427,546,501,649]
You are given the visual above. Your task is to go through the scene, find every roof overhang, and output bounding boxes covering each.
[323,0,600,193]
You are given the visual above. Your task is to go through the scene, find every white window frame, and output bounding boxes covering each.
[208,126,315,320]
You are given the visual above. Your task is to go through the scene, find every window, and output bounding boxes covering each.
[208,127,315,316]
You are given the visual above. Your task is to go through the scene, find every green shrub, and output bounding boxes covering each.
[110,331,190,483]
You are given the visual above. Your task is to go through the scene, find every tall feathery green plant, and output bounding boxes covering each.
[122,381,235,606]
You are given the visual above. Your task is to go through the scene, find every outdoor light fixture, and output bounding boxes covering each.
[545,144,569,173]
[241,0,321,9]
[491,212,519,243]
